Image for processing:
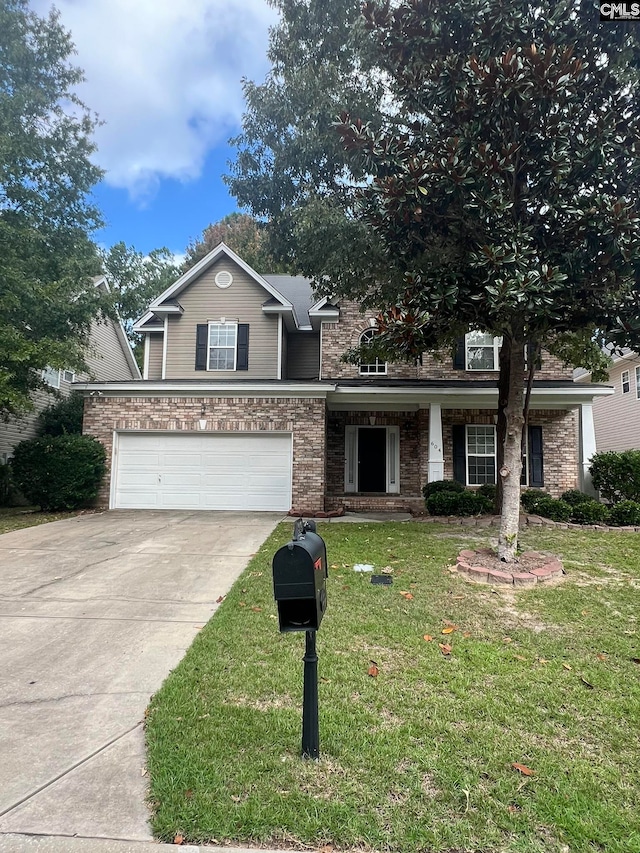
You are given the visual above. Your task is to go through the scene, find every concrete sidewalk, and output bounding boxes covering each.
[0,511,283,847]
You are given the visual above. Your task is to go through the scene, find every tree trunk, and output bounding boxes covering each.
[494,336,511,514]
[498,331,525,562]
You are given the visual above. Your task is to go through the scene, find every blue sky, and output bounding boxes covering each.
[31,0,278,257]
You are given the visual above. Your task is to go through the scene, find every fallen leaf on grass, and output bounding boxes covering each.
[597,653,608,661]
[463,631,472,639]
[399,591,414,600]
[251,606,262,612]
[141,767,148,777]
[216,595,225,604]
[511,763,535,776]
[513,654,527,661]
[439,643,452,656]
[368,660,379,677]
[442,626,456,635]
[239,602,246,607]
[503,637,513,644]
[173,835,184,845]
[562,663,572,671]
[537,658,549,664]
[580,676,595,689]
[423,634,433,642]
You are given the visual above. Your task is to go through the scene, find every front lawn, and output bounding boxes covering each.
[146,523,640,853]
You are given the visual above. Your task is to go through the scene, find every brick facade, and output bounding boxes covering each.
[320,300,573,381]
[83,395,327,513]
[440,408,579,497]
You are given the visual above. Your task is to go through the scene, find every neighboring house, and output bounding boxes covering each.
[0,276,141,463]
[79,243,613,514]
[575,349,640,452]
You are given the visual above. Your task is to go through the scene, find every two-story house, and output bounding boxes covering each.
[0,276,141,464]
[79,243,613,514]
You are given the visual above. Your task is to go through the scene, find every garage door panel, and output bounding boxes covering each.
[114,433,292,511]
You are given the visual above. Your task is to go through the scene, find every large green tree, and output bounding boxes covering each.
[230,0,640,560]
[184,212,289,273]
[0,0,105,419]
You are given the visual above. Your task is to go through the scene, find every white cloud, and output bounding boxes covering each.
[31,0,277,199]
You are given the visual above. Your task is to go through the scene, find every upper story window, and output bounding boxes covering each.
[465,332,502,371]
[63,369,75,383]
[42,367,60,388]
[358,328,387,375]
[635,366,640,400]
[208,323,237,371]
[622,369,630,394]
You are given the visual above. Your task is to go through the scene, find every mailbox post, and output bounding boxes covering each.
[272,519,328,759]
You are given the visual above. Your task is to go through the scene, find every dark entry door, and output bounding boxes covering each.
[357,428,387,492]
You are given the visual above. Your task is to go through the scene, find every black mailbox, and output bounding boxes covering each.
[272,520,328,632]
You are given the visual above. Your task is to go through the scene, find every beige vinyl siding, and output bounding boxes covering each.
[287,333,320,379]
[164,257,280,379]
[85,318,137,381]
[592,356,640,451]
[146,333,164,380]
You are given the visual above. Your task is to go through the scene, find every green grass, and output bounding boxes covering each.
[0,506,83,535]
[146,523,640,852]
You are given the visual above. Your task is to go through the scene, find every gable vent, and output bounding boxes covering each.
[215,270,233,288]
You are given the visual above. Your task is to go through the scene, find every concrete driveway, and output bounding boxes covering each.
[0,510,282,845]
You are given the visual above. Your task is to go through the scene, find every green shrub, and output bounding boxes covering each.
[426,489,491,516]
[533,497,572,522]
[422,479,465,501]
[520,489,551,513]
[38,391,84,436]
[426,490,461,515]
[561,489,594,507]
[590,450,640,504]
[570,500,610,525]
[457,491,493,516]
[608,500,640,527]
[10,435,106,511]
[477,483,497,502]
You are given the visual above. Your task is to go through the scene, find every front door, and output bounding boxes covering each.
[357,427,387,492]
[344,425,399,493]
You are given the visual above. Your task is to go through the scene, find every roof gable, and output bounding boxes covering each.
[148,242,293,313]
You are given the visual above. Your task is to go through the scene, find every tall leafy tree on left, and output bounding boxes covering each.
[0,0,106,420]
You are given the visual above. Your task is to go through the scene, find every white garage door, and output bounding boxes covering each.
[113,432,292,511]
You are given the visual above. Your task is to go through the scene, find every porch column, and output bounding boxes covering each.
[580,402,597,496]
[428,402,444,482]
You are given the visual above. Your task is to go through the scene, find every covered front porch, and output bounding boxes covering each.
[322,381,611,514]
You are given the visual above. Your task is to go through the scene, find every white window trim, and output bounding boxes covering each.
[207,321,238,372]
[62,369,75,383]
[622,369,630,394]
[358,328,387,375]
[42,367,60,389]
[465,424,497,486]
[465,333,502,371]
[635,366,640,400]
[344,425,399,493]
